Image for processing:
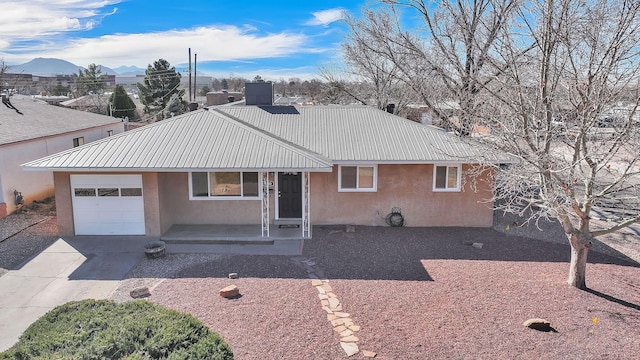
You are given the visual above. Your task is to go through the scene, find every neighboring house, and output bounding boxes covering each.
[60,94,109,115]
[206,91,243,106]
[273,96,313,106]
[22,85,509,238]
[0,95,124,218]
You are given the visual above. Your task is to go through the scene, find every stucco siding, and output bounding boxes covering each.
[310,164,494,227]
[157,173,264,228]
[142,173,162,236]
[53,172,73,236]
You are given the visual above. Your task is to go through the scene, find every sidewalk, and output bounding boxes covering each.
[0,236,147,352]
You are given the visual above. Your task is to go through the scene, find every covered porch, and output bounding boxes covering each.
[160,223,310,244]
[159,223,308,256]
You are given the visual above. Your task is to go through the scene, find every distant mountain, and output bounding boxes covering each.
[7,58,118,77]
[112,65,146,76]
[8,58,82,76]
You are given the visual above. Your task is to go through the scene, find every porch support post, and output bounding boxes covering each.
[302,171,311,238]
[261,172,270,237]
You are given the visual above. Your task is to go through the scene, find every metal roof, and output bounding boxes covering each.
[22,108,333,171]
[216,105,509,163]
[22,104,510,172]
[0,96,121,146]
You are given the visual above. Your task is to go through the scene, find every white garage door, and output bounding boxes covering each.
[71,175,145,235]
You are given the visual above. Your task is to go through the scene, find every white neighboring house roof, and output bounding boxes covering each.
[22,108,333,172]
[0,96,121,146]
[22,104,510,172]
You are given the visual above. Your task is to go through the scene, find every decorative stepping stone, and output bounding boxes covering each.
[320,284,333,292]
[340,329,354,337]
[334,312,350,318]
[334,325,347,333]
[340,342,359,357]
[331,319,344,326]
[321,300,329,307]
[311,280,323,286]
[327,314,338,321]
[317,287,326,294]
[328,297,340,309]
[341,335,359,342]
[318,294,329,300]
[322,306,333,314]
[363,350,377,358]
[349,325,361,332]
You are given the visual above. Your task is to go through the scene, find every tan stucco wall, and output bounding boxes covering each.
[310,164,494,227]
[53,165,494,236]
[142,173,162,236]
[54,172,73,236]
[157,173,265,233]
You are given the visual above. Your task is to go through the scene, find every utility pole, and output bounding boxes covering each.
[188,48,192,102]
[193,53,197,101]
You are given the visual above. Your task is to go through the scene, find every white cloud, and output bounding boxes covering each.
[0,1,120,39]
[305,8,346,26]
[2,26,314,68]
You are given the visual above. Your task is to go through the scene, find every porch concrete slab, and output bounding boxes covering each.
[167,239,304,256]
[0,237,145,352]
[161,224,308,242]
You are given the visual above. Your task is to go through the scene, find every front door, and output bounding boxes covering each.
[278,172,302,218]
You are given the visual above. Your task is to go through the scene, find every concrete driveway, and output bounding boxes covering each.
[0,236,148,352]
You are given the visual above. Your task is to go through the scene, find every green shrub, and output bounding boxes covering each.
[0,299,233,360]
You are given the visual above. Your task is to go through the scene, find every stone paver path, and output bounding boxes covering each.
[291,257,377,358]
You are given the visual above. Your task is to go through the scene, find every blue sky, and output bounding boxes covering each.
[0,0,374,80]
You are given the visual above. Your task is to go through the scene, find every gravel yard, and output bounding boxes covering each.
[114,225,639,359]
[2,203,638,359]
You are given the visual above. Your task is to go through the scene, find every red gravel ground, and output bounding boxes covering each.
[150,226,640,359]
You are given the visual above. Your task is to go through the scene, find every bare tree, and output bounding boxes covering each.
[345,0,640,290]
[348,0,518,134]
[485,0,640,289]
[320,13,417,114]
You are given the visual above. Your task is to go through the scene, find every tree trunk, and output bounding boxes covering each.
[567,234,590,289]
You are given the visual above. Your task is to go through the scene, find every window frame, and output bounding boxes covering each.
[338,165,378,192]
[189,171,262,200]
[73,137,85,147]
[432,164,462,192]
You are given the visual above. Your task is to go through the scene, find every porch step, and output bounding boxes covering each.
[162,238,274,245]
[165,239,304,256]
[274,218,302,227]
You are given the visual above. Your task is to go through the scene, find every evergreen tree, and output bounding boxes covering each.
[137,59,186,119]
[109,85,137,120]
[74,64,106,96]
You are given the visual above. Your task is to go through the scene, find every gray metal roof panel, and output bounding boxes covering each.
[22,109,333,171]
[216,105,508,163]
[0,97,121,146]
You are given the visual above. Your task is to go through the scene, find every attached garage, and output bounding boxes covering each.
[70,174,145,235]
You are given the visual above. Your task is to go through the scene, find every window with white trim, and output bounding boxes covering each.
[190,172,260,199]
[433,165,461,192]
[338,165,377,192]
